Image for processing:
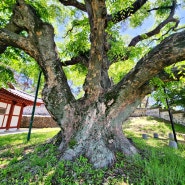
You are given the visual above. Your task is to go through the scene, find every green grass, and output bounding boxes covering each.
[124,116,185,140]
[0,118,185,185]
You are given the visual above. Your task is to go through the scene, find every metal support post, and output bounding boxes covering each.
[27,71,42,141]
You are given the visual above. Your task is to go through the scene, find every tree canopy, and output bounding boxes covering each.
[1,0,185,94]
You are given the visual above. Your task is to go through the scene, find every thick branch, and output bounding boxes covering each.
[105,30,185,119]
[0,28,39,59]
[83,0,110,98]
[0,0,75,123]
[107,0,148,24]
[0,2,24,54]
[58,0,86,12]
[104,66,185,127]
[124,30,185,91]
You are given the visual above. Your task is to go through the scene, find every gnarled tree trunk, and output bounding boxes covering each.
[1,0,185,168]
[52,100,139,168]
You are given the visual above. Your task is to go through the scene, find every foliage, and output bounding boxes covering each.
[0,65,15,88]
[60,18,90,58]
[108,59,135,84]
[152,81,185,109]
[129,3,150,28]
[0,47,44,93]
[0,0,67,91]
[150,61,185,109]
[1,0,184,94]
[0,0,16,27]
[150,77,167,108]
[63,64,87,98]
[106,0,134,14]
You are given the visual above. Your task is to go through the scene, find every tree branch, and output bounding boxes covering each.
[147,5,173,12]
[60,52,89,67]
[0,0,75,113]
[105,30,185,117]
[129,0,179,46]
[0,4,24,54]
[58,0,86,12]
[107,0,148,24]
[0,28,39,59]
[124,30,185,90]
[108,1,179,64]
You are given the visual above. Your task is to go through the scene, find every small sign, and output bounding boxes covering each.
[0,107,6,114]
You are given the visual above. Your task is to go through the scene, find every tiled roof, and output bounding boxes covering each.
[8,88,43,104]
[0,88,43,106]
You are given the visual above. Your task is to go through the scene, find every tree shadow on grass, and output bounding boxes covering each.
[0,141,60,184]
[1,132,185,185]
[146,116,185,134]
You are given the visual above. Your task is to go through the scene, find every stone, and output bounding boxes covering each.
[168,133,174,140]
[142,134,148,139]
[153,133,159,138]
[169,140,178,149]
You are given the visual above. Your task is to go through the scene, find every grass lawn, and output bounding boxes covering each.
[0,117,185,185]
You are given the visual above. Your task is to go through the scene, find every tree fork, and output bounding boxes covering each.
[1,0,185,169]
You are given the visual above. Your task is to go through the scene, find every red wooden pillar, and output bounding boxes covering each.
[6,101,16,130]
[0,103,8,128]
[17,103,25,129]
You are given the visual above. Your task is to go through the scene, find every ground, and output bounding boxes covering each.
[0,117,185,184]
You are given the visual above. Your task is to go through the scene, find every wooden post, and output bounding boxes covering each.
[6,101,16,130]
[0,103,8,128]
[17,103,25,129]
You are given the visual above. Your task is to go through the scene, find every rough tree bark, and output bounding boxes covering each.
[0,0,185,168]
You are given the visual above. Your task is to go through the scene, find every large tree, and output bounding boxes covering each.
[0,0,185,168]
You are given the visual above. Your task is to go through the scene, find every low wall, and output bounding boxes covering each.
[21,108,185,128]
[23,105,50,115]
[131,108,185,126]
[21,115,59,128]
[160,111,185,126]
[131,108,147,117]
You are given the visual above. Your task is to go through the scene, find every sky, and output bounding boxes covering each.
[122,5,185,38]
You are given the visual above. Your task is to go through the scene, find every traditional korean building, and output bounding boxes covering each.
[0,87,43,130]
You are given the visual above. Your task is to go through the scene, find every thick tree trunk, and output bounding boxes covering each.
[55,100,138,168]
